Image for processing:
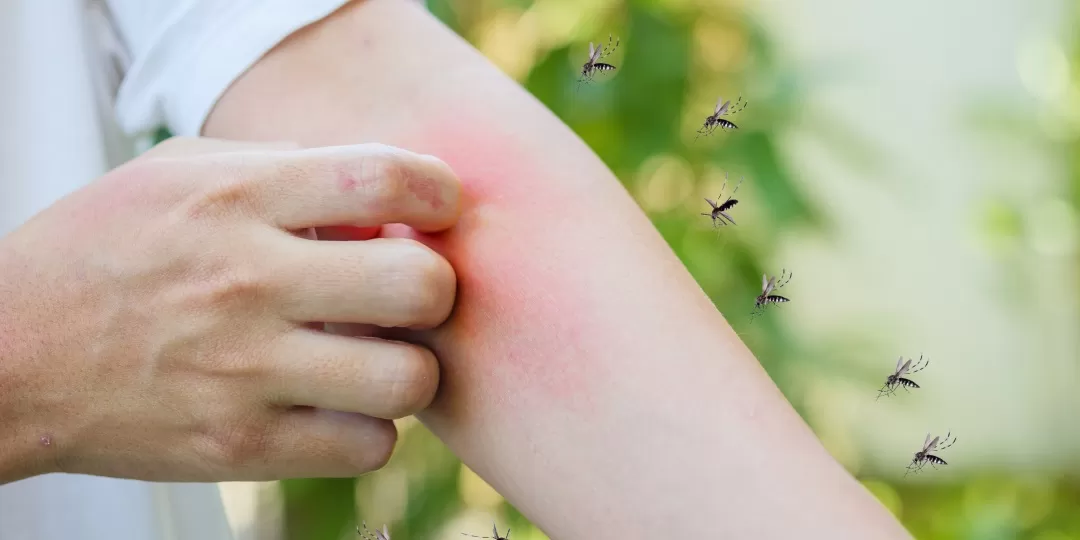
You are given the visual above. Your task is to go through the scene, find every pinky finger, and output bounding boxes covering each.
[262,408,398,479]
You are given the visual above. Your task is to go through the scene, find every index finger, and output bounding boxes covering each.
[195,143,463,232]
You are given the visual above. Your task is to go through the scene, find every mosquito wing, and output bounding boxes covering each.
[716,98,731,115]
[926,435,940,452]
[922,433,933,450]
[588,42,601,63]
[379,525,391,540]
[763,274,777,296]
[896,358,913,377]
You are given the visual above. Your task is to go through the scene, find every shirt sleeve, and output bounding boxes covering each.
[101,0,359,137]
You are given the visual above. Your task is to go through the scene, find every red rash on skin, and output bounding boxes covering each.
[337,170,359,192]
[379,118,602,414]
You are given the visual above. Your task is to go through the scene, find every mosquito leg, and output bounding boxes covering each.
[937,437,957,451]
[729,97,747,115]
[774,269,791,289]
[728,175,744,198]
[602,34,620,59]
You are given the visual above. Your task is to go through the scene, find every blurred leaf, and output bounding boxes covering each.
[282,478,355,540]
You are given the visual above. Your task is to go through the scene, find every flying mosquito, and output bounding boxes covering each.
[578,35,620,87]
[701,173,743,231]
[357,522,391,540]
[750,269,792,322]
[906,431,957,477]
[462,523,510,540]
[695,96,747,140]
[876,354,929,400]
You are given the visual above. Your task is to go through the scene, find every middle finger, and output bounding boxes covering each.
[269,234,457,328]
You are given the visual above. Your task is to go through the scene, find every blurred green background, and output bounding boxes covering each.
[201,0,1080,538]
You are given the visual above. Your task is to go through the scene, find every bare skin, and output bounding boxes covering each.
[0,137,462,484]
[203,0,912,538]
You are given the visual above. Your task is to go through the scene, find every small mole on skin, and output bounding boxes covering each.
[407,175,444,210]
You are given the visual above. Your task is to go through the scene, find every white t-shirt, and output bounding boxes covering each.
[0,1,372,538]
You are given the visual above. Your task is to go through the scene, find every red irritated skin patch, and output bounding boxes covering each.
[376,118,610,421]
[337,168,361,192]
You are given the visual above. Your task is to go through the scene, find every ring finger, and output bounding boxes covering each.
[265,327,440,419]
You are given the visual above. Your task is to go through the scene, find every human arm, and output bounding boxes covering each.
[202,1,911,538]
[0,138,460,484]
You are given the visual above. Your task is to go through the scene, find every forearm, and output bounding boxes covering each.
[204,1,908,537]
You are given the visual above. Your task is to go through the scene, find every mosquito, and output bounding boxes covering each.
[578,35,620,87]
[750,269,791,322]
[695,96,747,140]
[876,354,929,400]
[462,522,510,540]
[357,522,391,540]
[701,173,744,231]
[905,431,957,477]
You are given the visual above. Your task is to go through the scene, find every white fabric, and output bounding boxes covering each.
[108,0,355,136]
[0,2,233,538]
[0,0,355,538]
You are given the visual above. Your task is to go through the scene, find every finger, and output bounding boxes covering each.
[267,328,439,419]
[261,408,398,479]
[204,143,462,232]
[271,236,457,328]
[143,136,301,158]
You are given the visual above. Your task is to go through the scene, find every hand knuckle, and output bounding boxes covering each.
[205,416,273,470]
[181,175,261,222]
[204,264,269,309]
[367,153,410,206]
